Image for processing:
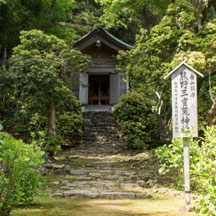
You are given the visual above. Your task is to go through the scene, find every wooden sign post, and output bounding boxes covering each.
[164,60,203,206]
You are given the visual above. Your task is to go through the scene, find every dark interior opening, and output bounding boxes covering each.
[88,75,110,105]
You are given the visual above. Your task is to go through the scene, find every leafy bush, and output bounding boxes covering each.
[155,136,200,189]
[57,112,83,146]
[192,126,216,189]
[155,126,216,190]
[195,126,216,215]
[113,91,162,149]
[0,125,44,216]
[24,93,84,156]
[155,126,216,214]
[31,131,62,159]
[196,185,216,215]
[56,94,84,147]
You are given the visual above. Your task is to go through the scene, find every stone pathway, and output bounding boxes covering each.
[44,153,159,199]
[42,111,188,201]
[43,150,181,200]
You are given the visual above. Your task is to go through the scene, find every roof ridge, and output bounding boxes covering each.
[73,28,133,50]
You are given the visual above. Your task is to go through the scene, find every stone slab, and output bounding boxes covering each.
[63,190,99,199]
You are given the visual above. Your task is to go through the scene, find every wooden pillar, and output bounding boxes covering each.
[183,138,190,205]
[110,74,118,105]
[79,73,88,105]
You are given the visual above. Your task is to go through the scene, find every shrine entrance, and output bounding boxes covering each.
[88,75,110,105]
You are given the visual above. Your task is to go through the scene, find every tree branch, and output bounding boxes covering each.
[197,71,216,94]
[207,98,216,126]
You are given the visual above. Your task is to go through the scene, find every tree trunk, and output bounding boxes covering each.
[207,99,216,126]
[49,0,56,18]
[2,27,8,63]
[192,0,203,32]
[154,112,172,141]
[48,99,56,138]
[2,46,7,63]
[196,14,202,32]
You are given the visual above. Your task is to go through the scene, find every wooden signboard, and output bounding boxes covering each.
[164,60,203,206]
[164,60,204,138]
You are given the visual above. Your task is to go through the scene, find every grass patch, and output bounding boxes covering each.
[11,194,196,216]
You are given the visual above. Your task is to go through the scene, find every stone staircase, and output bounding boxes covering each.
[75,111,126,155]
[43,111,177,200]
[46,155,158,199]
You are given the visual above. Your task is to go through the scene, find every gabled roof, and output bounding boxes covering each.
[164,60,204,80]
[73,28,133,51]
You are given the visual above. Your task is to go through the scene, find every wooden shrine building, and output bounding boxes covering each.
[72,28,132,110]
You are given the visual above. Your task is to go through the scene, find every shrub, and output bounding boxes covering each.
[56,94,84,147]
[113,91,161,149]
[155,126,216,214]
[192,126,216,189]
[57,112,83,146]
[154,136,200,189]
[196,185,216,215]
[32,131,62,159]
[155,126,216,190]
[0,125,44,216]
[28,94,84,156]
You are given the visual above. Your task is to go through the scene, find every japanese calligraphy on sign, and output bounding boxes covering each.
[172,66,198,138]
[164,60,204,138]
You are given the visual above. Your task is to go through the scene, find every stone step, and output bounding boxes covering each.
[50,190,152,199]
[83,132,118,137]
[84,121,116,126]
[83,128,117,133]
[80,111,125,155]
[81,139,121,144]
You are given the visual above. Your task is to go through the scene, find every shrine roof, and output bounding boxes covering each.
[73,28,133,51]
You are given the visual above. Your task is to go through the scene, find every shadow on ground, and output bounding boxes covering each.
[12,195,196,216]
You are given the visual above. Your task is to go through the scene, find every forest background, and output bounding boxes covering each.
[0,0,216,215]
[0,0,215,150]
[0,0,216,152]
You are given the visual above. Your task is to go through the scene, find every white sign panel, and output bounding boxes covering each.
[171,66,198,138]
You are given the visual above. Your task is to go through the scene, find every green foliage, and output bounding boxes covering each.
[56,93,84,146]
[113,91,161,149]
[196,185,216,216]
[8,29,90,153]
[192,126,216,189]
[57,112,83,146]
[117,0,216,133]
[0,66,15,123]
[32,131,62,158]
[97,0,170,44]
[10,29,91,107]
[155,136,200,189]
[98,0,170,28]
[65,0,102,37]
[0,125,44,216]
[155,126,216,191]
[28,93,84,157]
[117,1,196,91]
[29,94,84,148]
[0,0,79,60]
